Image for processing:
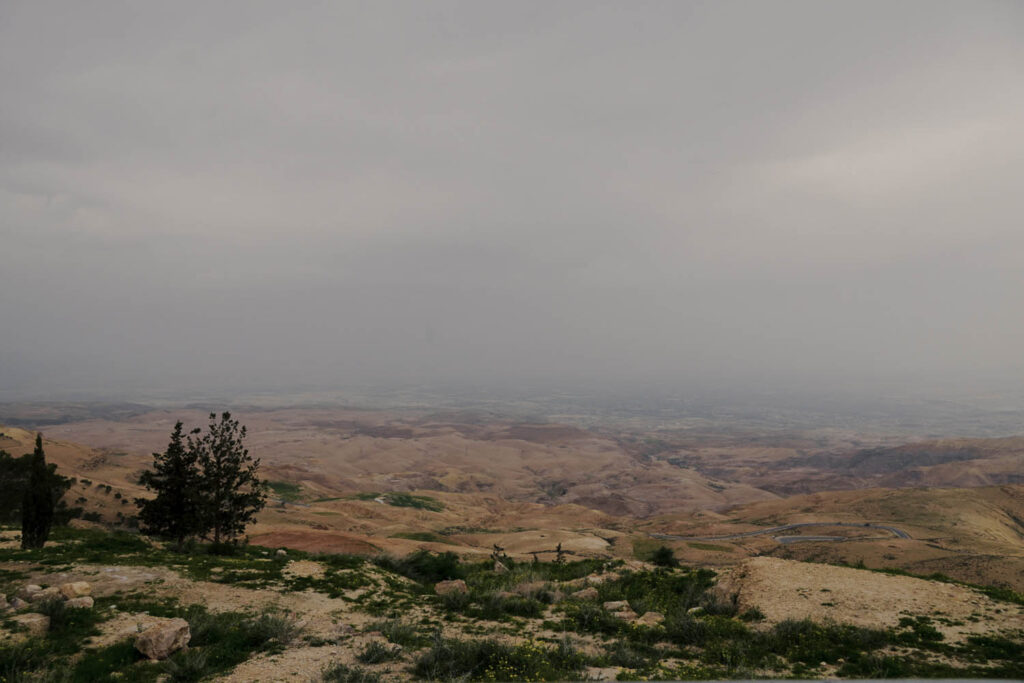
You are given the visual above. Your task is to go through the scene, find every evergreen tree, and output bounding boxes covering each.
[192,412,267,546]
[0,449,23,524]
[136,421,203,548]
[21,434,56,549]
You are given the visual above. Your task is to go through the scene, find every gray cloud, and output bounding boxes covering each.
[2,0,1023,401]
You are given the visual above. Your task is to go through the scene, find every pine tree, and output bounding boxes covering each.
[136,421,203,548]
[21,434,55,549]
[192,412,267,546]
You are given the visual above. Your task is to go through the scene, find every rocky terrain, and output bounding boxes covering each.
[0,403,1022,679]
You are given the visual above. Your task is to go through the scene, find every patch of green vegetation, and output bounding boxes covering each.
[373,550,463,585]
[267,480,304,502]
[321,662,382,682]
[389,531,455,545]
[367,620,431,648]
[61,604,302,682]
[412,636,587,681]
[0,526,373,597]
[439,526,525,536]
[686,541,733,553]
[355,640,403,664]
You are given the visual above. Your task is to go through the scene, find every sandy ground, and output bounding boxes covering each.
[719,557,1024,643]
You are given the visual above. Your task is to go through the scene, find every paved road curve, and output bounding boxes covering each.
[651,521,911,542]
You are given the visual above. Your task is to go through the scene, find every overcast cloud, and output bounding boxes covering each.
[2,1,1023,400]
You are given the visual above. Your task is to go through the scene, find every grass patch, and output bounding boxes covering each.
[355,640,403,664]
[412,636,587,681]
[367,619,431,648]
[389,531,455,545]
[267,481,304,502]
[687,541,733,553]
[321,662,382,682]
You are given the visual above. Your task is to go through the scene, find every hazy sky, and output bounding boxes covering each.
[2,1,1023,400]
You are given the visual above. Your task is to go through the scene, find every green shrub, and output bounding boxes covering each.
[412,636,586,682]
[321,662,382,682]
[651,546,678,568]
[556,602,622,636]
[738,607,765,622]
[162,648,209,682]
[373,550,463,584]
[767,619,890,665]
[367,620,429,648]
[355,640,402,664]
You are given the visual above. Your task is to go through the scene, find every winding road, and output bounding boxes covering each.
[651,521,911,543]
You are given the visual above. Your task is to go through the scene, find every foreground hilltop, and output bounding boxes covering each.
[1,527,1022,681]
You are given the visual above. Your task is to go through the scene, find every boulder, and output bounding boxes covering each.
[513,581,548,598]
[276,549,287,557]
[586,572,619,586]
[135,618,191,660]
[613,609,639,621]
[28,586,62,603]
[11,613,49,637]
[66,596,95,609]
[434,579,468,596]
[16,585,42,600]
[59,582,92,600]
[9,597,29,610]
[602,600,630,611]
[635,611,664,626]
[571,587,599,601]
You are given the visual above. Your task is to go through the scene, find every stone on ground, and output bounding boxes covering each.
[60,582,92,599]
[134,618,191,660]
[66,596,95,609]
[11,613,50,636]
[435,579,468,596]
[635,611,664,626]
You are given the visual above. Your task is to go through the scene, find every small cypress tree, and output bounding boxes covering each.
[136,421,203,548]
[21,434,55,549]
[192,412,267,546]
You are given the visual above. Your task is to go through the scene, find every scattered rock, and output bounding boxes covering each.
[16,585,42,600]
[572,587,599,601]
[602,600,630,611]
[11,613,50,637]
[513,581,548,597]
[134,618,191,660]
[613,609,638,621]
[635,611,664,626]
[66,596,95,609]
[59,582,92,599]
[586,573,620,586]
[435,579,468,596]
[210,567,224,574]
[276,549,288,557]
[9,597,28,610]
[28,586,62,603]
[494,561,509,574]
[687,606,704,615]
